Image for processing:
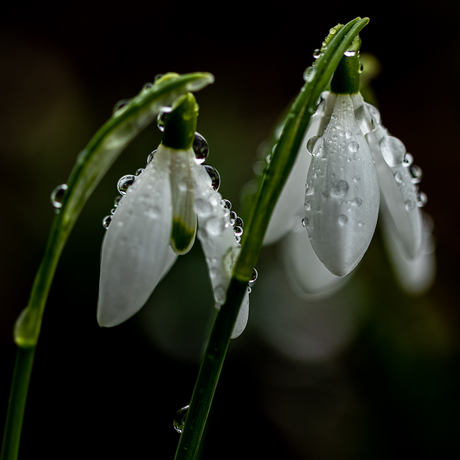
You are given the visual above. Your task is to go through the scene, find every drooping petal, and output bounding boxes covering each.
[264,107,323,245]
[305,94,380,277]
[98,146,173,327]
[192,159,248,338]
[380,206,436,295]
[363,101,423,258]
[282,224,351,298]
[169,148,197,255]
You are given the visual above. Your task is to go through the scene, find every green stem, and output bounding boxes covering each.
[174,17,369,460]
[1,347,36,460]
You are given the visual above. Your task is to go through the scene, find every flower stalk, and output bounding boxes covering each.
[174,17,370,460]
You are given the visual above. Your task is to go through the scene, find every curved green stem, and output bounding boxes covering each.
[174,17,369,460]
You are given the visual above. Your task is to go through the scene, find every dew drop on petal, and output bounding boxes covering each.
[135,168,144,176]
[114,196,122,207]
[234,216,244,227]
[394,172,403,184]
[147,150,157,164]
[352,197,363,206]
[410,164,423,184]
[50,184,68,210]
[193,133,209,164]
[417,192,428,207]
[306,185,315,196]
[347,141,359,153]
[173,405,189,434]
[338,214,348,225]
[301,217,309,228]
[403,153,414,167]
[204,165,220,191]
[117,175,136,195]
[221,199,232,211]
[233,226,243,237]
[331,180,349,197]
[405,199,416,211]
[102,215,112,229]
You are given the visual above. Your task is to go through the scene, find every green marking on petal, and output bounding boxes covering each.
[171,217,196,255]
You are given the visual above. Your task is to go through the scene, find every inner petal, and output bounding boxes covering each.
[169,148,197,254]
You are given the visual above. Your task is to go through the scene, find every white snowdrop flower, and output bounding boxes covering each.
[264,89,434,295]
[97,93,249,337]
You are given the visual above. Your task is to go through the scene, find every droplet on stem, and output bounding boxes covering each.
[173,405,189,434]
[50,184,68,211]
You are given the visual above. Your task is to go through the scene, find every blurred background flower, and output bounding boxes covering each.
[1,1,459,459]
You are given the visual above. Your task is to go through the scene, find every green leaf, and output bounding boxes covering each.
[14,72,214,347]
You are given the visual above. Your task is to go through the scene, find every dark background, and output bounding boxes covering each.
[1,1,460,459]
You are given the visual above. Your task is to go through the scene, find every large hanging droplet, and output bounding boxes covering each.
[173,405,189,434]
[204,165,220,191]
[117,175,136,195]
[249,268,258,286]
[193,133,209,164]
[50,184,68,211]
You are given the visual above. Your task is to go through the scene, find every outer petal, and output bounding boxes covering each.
[363,101,423,258]
[282,224,350,299]
[264,107,323,245]
[98,145,173,327]
[381,206,435,295]
[305,94,380,277]
[191,160,248,338]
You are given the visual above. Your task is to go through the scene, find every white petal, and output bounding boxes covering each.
[264,110,323,245]
[364,104,422,258]
[282,225,350,298]
[381,207,435,295]
[192,161,248,337]
[98,145,172,327]
[169,148,197,254]
[305,95,380,276]
[231,289,250,339]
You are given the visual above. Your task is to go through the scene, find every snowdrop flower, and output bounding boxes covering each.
[98,93,249,337]
[265,49,435,295]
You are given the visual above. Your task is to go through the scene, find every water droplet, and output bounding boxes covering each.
[338,214,348,225]
[112,99,130,114]
[345,130,353,139]
[135,168,144,176]
[147,150,157,164]
[117,175,136,195]
[206,216,226,235]
[114,196,122,207]
[353,176,361,182]
[359,62,364,73]
[306,136,323,156]
[306,185,315,196]
[347,141,359,153]
[193,133,209,164]
[313,48,321,59]
[204,165,220,191]
[394,172,403,184]
[410,164,423,184]
[102,215,112,229]
[331,180,349,197]
[173,405,189,434]
[352,197,363,206]
[301,217,309,228]
[233,226,243,237]
[229,211,237,225]
[157,111,167,131]
[154,73,164,82]
[50,184,68,210]
[234,216,244,227]
[195,198,213,217]
[304,201,311,211]
[405,199,416,211]
[110,208,116,215]
[142,82,154,91]
[344,50,356,57]
[380,136,407,166]
[221,199,232,211]
[303,66,317,82]
[417,192,428,208]
[403,153,414,167]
